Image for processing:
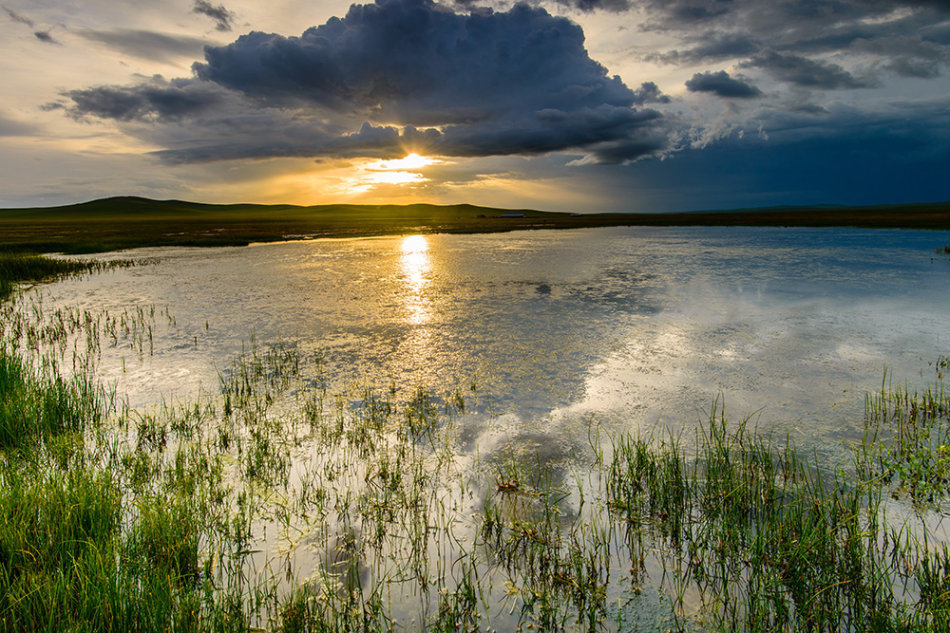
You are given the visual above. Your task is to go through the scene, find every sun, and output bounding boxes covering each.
[340,152,443,193]
[369,153,440,172]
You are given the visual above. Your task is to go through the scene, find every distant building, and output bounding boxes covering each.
[499,213,526,218]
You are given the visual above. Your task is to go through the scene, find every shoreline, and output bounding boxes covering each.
[2,196,949,254]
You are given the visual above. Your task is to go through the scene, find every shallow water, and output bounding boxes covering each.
[12,225,950,629]
[31,225,950,458]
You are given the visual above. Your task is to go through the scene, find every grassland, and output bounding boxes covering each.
[1,196,949,253]
[3,254,950,631]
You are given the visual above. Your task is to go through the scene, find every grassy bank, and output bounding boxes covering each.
[1,196,949,254]
[3,256,950,631]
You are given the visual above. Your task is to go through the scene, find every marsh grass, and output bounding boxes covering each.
[0,253,93,300]
[0,347,107,449]
[859,360,950,504]
[5,261,950,631]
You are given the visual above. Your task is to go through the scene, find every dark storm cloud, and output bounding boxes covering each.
[636,0,950,86]
[654,33,760,64]
[559,0,632,12]
[450,0,632,12]
[193,2,637,121]
[685,70,762,98]
[193,0,236,32]
[630,81,671,103]
[67,0,668,165]
[597,97,950,212]
[742,51,876,89]
[78,29,208,63]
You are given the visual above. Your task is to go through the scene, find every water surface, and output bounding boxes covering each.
[34,225,950,459]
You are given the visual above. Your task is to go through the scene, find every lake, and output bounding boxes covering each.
[10,224,950,630]
[30,226,950,453]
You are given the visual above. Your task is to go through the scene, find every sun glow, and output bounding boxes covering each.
[370,153,439,171]
[338,152,442,195]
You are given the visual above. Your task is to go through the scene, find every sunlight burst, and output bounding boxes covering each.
[339,153,442,195]
[369,153,440,171]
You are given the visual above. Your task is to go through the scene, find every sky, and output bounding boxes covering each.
[1,0,949,213]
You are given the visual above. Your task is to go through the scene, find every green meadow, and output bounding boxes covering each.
[1,196,949,254]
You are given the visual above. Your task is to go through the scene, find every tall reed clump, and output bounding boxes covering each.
[0,466,125,632]
[0,253,98,300]
[603,404,950,631]
[0,464,249,632]
[860,358,950,503]
[0,346,106,449]
[0,256,249,632]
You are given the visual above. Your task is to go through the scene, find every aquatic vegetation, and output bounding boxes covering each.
[0,253,92,300]
[0,349,97,449]
[0,253,134,301]
[859,362,950,504]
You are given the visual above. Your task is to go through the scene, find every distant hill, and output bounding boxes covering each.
[2,196,949,254]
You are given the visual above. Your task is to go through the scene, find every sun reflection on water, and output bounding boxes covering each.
[400,235,431,324]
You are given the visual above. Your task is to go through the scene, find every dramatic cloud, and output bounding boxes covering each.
[637,0,950,88]
[451,0,633,13]
[194,3,635,119]
[685,70,761,98]
[630,81,671,104]
[654,33,760,65]
[554,0,632,12]
[66,78,223,122]
[66,0,669,165]
[78,29,208,62]
[192,0,236,32]
[741,51,875,89]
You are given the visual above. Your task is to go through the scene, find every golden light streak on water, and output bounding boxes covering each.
[399,234,431,325]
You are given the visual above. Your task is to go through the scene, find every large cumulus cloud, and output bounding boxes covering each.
[64,0,669,165]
